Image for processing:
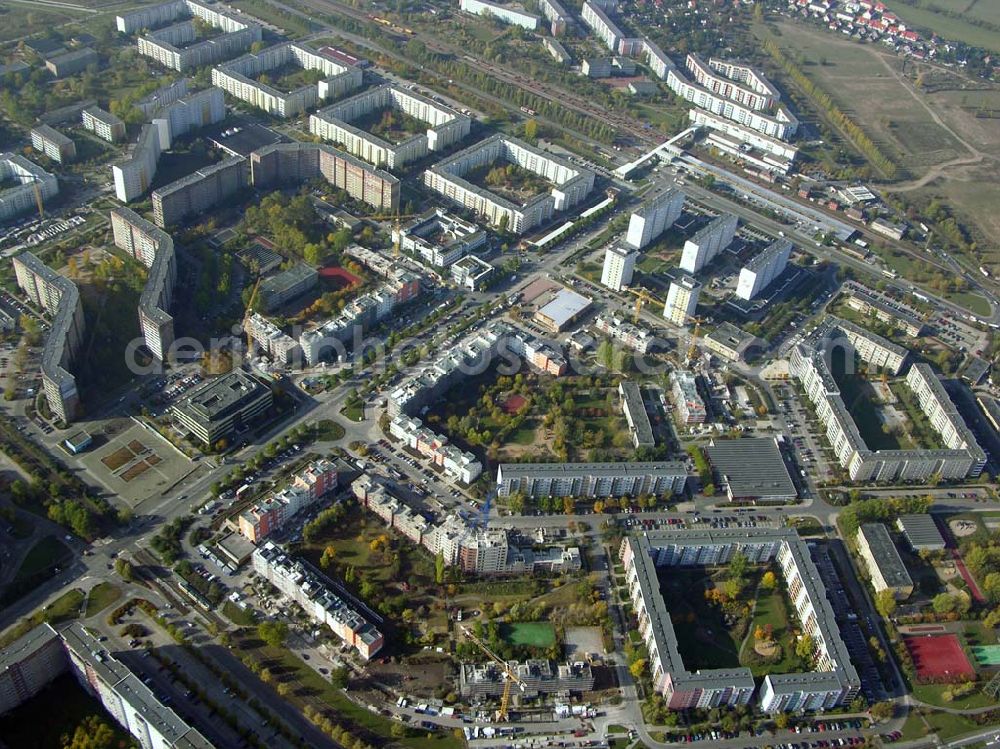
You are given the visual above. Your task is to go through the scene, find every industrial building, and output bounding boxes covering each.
[459,0,539,29]
[601,245,636,291]
[110,207,176,361]
[621,528,860,713]
[735,238,792,301]
[664,274,701,326]
[170,369,273,446]
[856,523,914,600]
[625,187,685,250]
[81,106,126,143]
[705,437,797,503]
[249,142,399,212]
[212,42,362,118]
[0,153,58,223]
[679,213,738,274]
[30,125,76,164]
[496,461,686,499]
[423,134,595,235]
[619,381,654,449]
[253,542,384,659]
[13,253,84,424]
[310,84,471,170]
[151,155,248,227]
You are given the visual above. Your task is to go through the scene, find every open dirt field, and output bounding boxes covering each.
[765,21,1000,263]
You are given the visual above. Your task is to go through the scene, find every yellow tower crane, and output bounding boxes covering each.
[461,625,525,722]
[32,180,44,219]
[625,286,665,324]
[687,315,703,361]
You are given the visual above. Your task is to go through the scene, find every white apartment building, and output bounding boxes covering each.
[389,414,483,484]
[626,187,685,250]
[244,312,301,365]
[151,87,226,150]
[30,125,76,164]
[459,0,539,29]
[393,209,486,268]
[856,523,913,600]
[670,370,705,424]
[81,106,126,143]
[735,238,792,301]
[593,314,654,354]
[110,207,176,361]
[213,42,362,118]
[113,125,162,203]
[496,461,687,499]
[0,153,59,223]
[664,274,701,326]
[601,245,636,291]
[423,134,595,235]
[310,84,471,170]
[679,213,738,274]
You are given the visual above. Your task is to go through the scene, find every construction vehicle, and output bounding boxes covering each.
[461,625,525,721]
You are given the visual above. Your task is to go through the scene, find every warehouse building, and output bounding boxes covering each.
[534,288,592,332]
[705,437,797,503]
[259,263,319,312]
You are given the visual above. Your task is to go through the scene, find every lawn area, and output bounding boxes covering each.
[13,535,72,584]
[739,585,804,676]
[899,711,928,742]
[947,291,992,317]
[922,709,979,742]
[341,403,364,422]
[239,638,464,749]
[912,683,998,710]
[312,419,346,441]
[84,582,122,618]
[0,588,85,647]
[222,600,257,626]
[830,350,901,450]
[502,622,557,648]
[890,1,1000,52]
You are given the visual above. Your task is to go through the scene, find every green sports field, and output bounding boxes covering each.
[502,622,557,647]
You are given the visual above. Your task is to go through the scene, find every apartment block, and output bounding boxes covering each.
[30,124,76,164]
[735,238,792,301]
[622,529,859,713]
[841,280,925,337]
[670,370,706,425]
[12,252,84,423]
[496,461,686,499]
[461,660,593,698]
[151,154,247,227]
[150,87,226,150]
[593,314,654,354]
[213,42,363,118]
[393,209,486,268]
[250,142,399,212]
[0,625,67,715]
[238,459,337,542]
[423,134,594,235]
[664,274,701,326]
[310,84,471,170]
[538,0,571,35]
[110,207,176,361]
[856,523,913,600]
[625,187,685,250]
[244,312,301,365]
[389,414,483,484]
[0,153,59,223]
[459,0,539,29]
[451,254,494,290]
[600,244,636,291]
[81,106,126,143]
[252,542,384,659]
[679,213,738,274]
[620,381,654,448]
[906,363,986,477]
[112,124,162,202]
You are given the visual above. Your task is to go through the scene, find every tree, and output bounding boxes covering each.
[629,658,647,680]
[593,500,605,514]
[320,545,337,569]
[257,620,288,648]
[795,634,814,660]
[330,666,349,689]
[932,592,957,614]
[60,715,117,749]
[435,551,445,585]
[761,571,777,590]
[869,701,894,721]
[114,558,134,582]
[774,713,789,730]
[507,491,525,514]
[874,589,897,619]
[523,118,538,141]
[562,496,575,515]
[277,682,292,697]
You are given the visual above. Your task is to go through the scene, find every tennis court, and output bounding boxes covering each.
[905,634,976,680]
[972,645,1000,667]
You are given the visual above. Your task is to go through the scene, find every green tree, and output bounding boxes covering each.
[60,715,117,749]
[114,558,134,582]
[874,589,897,619]
[435,551,445,585]
[257,620,289,648]
[795,634,814,660]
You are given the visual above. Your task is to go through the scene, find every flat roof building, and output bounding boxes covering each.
[601,244,635,292]
[30,124,76,164]
[679,213,738,274]
[664,274,701,327]
[82,106,126,143]
[45,47,98,78]
[259,263,318,312]
[619,381,654,449]
[497,461,687,499]
[534,288,592,331]
[706,437,797,503]
[626,187,685,250]
[856,523,913,600]
[703,322,758,362]
[0,153,59,223]
[459,0,539,29]
[0,624,66,715]
[896,514,946,552]
[171,369,273,446]
[736,238,792,301]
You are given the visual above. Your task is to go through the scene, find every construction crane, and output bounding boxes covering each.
[32,179,44,220]
[625,286,665,323]
[242,276,264,348]
[461,625,525,722]
[687,315,703,361]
